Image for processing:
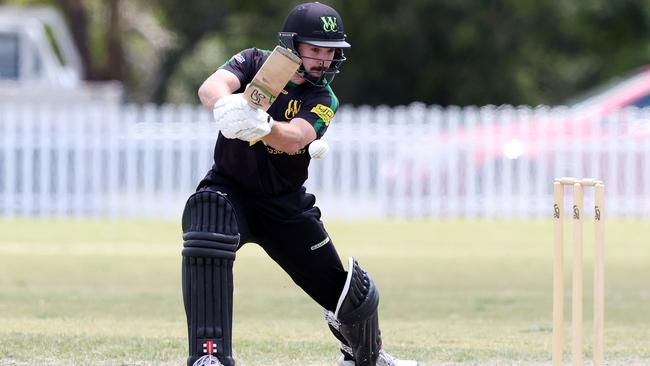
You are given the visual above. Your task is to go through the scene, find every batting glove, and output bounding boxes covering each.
[234,108,274,142]
[212,94,256,138]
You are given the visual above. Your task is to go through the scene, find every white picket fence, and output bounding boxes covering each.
[1,101,649,219]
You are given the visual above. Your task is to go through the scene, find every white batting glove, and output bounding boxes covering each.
[234,108,274,142]
[213,94,272,140]
[213,94,250,139]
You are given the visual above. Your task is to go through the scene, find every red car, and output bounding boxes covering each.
[382,66,650,214]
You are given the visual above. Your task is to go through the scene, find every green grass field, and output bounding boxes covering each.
[0,219,648,366]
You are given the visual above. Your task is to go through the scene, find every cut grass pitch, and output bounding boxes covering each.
[0,219,649,365]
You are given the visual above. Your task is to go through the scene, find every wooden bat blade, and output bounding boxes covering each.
[243,46,302,111]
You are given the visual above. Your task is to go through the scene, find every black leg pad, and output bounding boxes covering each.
[335,257,382,366]
[182,190,240,366]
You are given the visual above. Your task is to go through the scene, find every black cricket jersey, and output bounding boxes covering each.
[205,48,339,197]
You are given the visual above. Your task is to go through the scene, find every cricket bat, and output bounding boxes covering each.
[242,46,302,111]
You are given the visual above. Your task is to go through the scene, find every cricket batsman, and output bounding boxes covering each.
[181,3,418,366]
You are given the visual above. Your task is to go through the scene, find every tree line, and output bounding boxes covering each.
[4,0,649,106]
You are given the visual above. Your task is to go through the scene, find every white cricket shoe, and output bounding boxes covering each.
[337,350,418,366]
[192,355,222,366]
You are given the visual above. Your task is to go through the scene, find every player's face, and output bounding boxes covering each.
[297,43,336,78]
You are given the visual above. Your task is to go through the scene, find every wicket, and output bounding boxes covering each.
[552,177,605,366]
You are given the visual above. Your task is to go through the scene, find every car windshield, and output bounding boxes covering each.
[0,32,19,79]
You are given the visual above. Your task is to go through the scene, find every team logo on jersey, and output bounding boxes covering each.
[266,145,305,155]
[311,104,334,125]
[284,99,302,120]
[321,16,338,32]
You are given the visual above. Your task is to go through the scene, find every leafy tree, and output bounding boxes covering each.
[333,0,650,106]
[4,0,649,106]
[150,0,231,102]
[155,0,296,104]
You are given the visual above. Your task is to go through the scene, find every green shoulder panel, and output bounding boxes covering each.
[313,84,338,133]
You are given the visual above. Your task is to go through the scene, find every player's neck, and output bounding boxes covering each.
[290,74,306,85]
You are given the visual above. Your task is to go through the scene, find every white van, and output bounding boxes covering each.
[0,6,122,102]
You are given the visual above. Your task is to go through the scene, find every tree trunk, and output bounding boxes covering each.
[105,0,125,81]
[59,0,92,79]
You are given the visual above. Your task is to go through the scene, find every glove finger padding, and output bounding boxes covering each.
[213,94,272,140]
[214,110,248,139]
[213,93,248,110]
[213,95,246,139]
[235,115,272,142]
[236,127,269,142]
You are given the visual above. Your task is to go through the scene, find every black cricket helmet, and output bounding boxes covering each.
[278,2,351,86]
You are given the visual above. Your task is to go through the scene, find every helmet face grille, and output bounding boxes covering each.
[296,51,347,87]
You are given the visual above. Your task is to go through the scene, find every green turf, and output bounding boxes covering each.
[0,219,648,365]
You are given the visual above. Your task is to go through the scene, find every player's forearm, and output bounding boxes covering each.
[198,70,241,110]
[262,120,316,154]
[198,81,232,110]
